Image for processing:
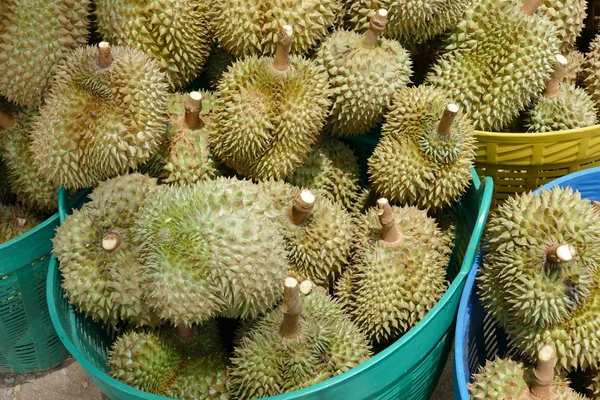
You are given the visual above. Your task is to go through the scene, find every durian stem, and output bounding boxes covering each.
[377,198,398,242]
[184,92,203,129]
[289,190,315,225]
[437,104,459,137]
[176,324,194,340]
[98,42,113,68]
[273,25,293,71]
[529,344,557,400]
[520,0,544,15]
[363,9,388,49]
[545,244,576,263]
[102,232,122,253]
[0,110,15,130]
[543,55,568,100]
[280,277,303,339]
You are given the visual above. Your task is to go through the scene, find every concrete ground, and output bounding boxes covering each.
[0,354,455,400]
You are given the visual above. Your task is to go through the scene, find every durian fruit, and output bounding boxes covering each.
[425,0,561,131]
[564,49,585,85]
[209,26,331,180]
[336,199,452,344]
[94,0,212,88]
[205,43,237,89]
[538,0,587,51]
[135,178,289,327]
[526,55,598,132]
[315,9,412,136]
[342,0,472,45]
[286,137,361,211]
[209,0,340,58]
[108,322,229,398]
[469,344,589,400]
[53,174,160,327]
[0,0,90,108]
[0,204,40,243]
[30,43,169,190]
[368,86,476,210]
[228,278,372,399]
[0,158,15,206]
[583,34,600,111]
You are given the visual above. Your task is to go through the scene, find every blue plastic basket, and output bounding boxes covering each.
[453,166,600,399]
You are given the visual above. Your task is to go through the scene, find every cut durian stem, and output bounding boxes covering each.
[175,324,194,340]
[530,344,557,399]
[520,0,545,16]
[299,280,314,295]
[545,243,576,263]
[98,42,113,69]
[273,25,293,71]
[543,55,568,100]
[289,190,315,225]
[377,198,399,242]
[184,91,203,129]
[280,277,303,339]
[437,103,459,137]
[0,110,15,130]
[12,218,28,229]
[363,9,388,49]
[102,232,122,253]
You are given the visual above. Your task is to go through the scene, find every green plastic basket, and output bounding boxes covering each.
[0,190,89,373]
[47,136,493,399]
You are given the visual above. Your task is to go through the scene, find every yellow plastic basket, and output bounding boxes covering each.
[474,124,600,208]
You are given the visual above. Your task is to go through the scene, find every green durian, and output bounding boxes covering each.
[336,199,452,344]
[426,0,561,131]
[135,178,289,326]
[583,34,600,111]
[0,0,90,108]
[209,26,331,180]
[315,9,412,136]
[368,85,476,210]
[30,43,169,190]
[205,43,237,89]
[351,186,378,216]
[564,49,585,85]
[0,158,15,206]
[469,345,589,400]
[95,0,212,88]
[53,174,160,327]
[538,0,587,51]
[209,0,340,58]
[286,137,361,211]
[342,0,472,45]
[228,278,372,399]
[0,204,40,243]
[526,55,598,132]
[108,323,229,399]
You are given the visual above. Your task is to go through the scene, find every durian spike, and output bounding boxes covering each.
[184,92,203,129]
[273,25,293,71]
[0,110,15,130]
[545,243,577,263]
[529,344,557,399]
[175,324,194,339]
[377,198,399,242]
[13,218,28,229]
[363,9,388,49]
[592,200,600,213]
[543,55,568,100]
[98,42,113,68]
[520,0,544,15]
[289,190,315,225]
[437,103,459,137]
[280,277,303,339]
[102,232,122,253]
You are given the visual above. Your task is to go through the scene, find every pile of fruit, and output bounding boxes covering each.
[2,0,600,398]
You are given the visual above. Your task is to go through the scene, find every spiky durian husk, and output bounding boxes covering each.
[315,29,412,136]
[587,372,600,398]
[368,85,476,210]
[29,45,169,190]
[0,108,60,214]
[258,180,356,288]
[205,43,237,89]
[342,0,472,45]
[0,204,40,243]
[209,56,331,180]
[583,34,600,111]
[209,0,340,58]
[539,0,587,51]
[0,158,15,206]
[95,0,212,88]
[53,174,160,326]
[135,178,289,326]
[351,186,378,217]
[286,138,361,211]
[336,205,452,343]
[425,0,561,131]
[564,49,585,85]
[228,286,372,399]
[0,0,90,108]
[108,323,229,399]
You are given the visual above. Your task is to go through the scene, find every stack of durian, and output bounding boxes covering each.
[3,0,600,398]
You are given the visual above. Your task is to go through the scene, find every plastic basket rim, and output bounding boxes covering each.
[453,165,600,400]
[48,173,493,399]
[473,123,600,143]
